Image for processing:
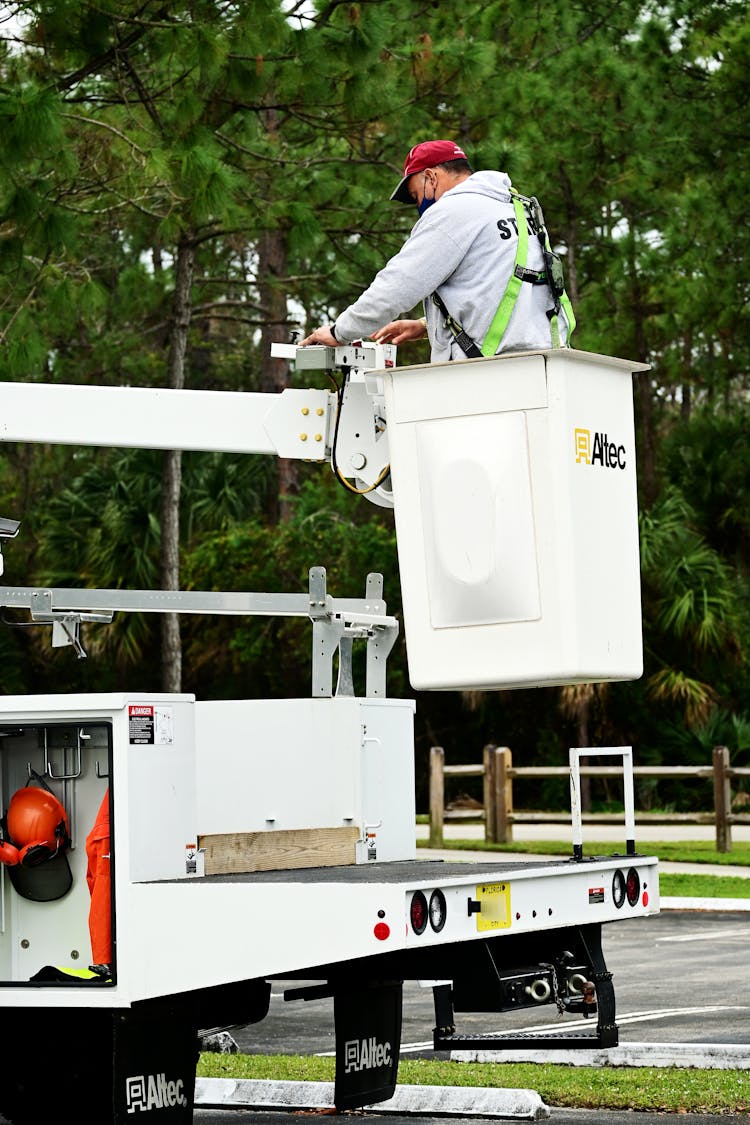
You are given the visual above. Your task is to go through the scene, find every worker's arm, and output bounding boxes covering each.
[371,318,427,346]
[330,214,466,344]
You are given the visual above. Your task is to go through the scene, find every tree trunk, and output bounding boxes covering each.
[577,695,592,813]
[258,226,296,523]
[636,368,656,508]
[560,683,594,812]
[160,235,195,692]
[680,327,693,422]
[557,163,579,307]
[625,210,656,508]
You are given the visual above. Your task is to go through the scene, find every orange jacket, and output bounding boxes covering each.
[85,791,111,966]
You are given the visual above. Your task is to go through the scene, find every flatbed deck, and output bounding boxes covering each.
[194,854,641,883]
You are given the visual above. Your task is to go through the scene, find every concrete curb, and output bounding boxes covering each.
[195,1077,550,1119]
[661,896,750,911]
[451,1041,750,1070]
[195,1043,750,1118]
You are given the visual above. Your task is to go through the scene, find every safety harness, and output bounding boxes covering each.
[431,190,576,357]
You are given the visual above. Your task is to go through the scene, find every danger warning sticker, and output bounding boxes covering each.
[128,705,174,746]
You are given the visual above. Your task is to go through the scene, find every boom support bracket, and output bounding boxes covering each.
[0,567,398,697]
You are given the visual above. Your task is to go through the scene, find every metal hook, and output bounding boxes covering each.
[42,727,83,781]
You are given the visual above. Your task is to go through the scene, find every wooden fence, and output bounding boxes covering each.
[428,744,750,853]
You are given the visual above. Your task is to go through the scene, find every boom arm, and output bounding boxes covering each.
[0,380,331,459]
[0,341,394,480]
[0,341,397,668]
[0,342,396,508]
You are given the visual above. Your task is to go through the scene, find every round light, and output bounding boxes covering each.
[626,867,640,907]
[612,869,626,909]
[429,889,447,932]
[410,890,428,934]
[373,922,390,941]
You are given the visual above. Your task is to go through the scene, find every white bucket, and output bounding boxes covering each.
[383,349,648,691]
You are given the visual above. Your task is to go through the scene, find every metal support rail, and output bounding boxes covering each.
[0,567,399,699]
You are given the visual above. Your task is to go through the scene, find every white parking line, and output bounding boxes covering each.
[656,927,747,942]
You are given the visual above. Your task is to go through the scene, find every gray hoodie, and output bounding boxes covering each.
[333,170,570,362]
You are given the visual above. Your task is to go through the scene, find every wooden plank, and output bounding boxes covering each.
[483,745,497,842]
[198,826,359,875]
[429,746,445,847]
[508,810,718,824]
[444,764,485,777]
[494,747,514,845]
[714,746,731,853]
[508,766,714,779]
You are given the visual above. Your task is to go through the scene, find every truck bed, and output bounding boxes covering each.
[195,855,602,883]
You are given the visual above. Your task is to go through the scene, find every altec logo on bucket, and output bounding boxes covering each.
[125,1073,188,1112]
[574,428,627,470]
[344,1037,392,1073]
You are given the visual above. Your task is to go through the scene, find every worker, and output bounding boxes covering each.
[301,139,574,361]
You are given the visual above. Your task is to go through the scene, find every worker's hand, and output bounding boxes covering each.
[300,325,338,347]
[371,319,427,346]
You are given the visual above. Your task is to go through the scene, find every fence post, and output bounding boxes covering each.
[429,746,445,848]
[713,745,732,853]
[483,744,498,842]
[495,747,514,844]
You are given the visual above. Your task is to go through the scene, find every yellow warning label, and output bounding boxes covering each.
[475,882,511,932]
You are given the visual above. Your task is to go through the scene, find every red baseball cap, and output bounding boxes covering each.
[390,140,470,204]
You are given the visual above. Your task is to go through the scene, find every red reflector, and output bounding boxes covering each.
[642,890,649,907]
[374,922,390,941]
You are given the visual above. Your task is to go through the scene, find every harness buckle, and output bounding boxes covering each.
[514,265,548,285]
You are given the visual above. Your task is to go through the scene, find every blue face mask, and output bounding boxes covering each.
[417,172,437,217]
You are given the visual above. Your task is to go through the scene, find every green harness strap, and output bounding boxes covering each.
[559,288,576,338]
[481,191,576,355]
[481,193,529,357]
[433,192,576,358]
[543,225,577,347]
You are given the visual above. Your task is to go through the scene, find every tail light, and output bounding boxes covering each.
[410,891,428,934]
[429,889,447,932]
[612,869,626,909]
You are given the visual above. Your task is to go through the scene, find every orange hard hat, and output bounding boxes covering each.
[4,786,70,867]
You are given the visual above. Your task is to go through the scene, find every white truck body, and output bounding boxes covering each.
[0,345,656,1123]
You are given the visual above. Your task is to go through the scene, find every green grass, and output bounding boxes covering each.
[659,872,750,898]
[197,1052,750,1114]
[415,837,750,898]
[417,835,750,867]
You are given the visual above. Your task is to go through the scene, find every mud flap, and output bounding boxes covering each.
[113,1001,198,1123]
[333,980,402,1111]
